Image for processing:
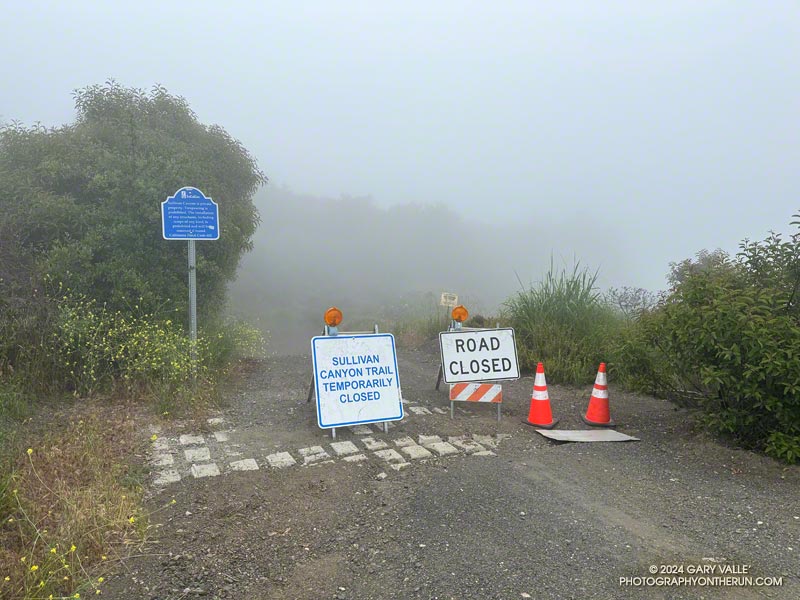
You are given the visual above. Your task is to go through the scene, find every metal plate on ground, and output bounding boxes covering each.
[535,429,640,442]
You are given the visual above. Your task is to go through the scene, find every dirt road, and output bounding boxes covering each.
[103,342,799,599]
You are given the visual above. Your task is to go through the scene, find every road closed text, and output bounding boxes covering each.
[439,328,520,384]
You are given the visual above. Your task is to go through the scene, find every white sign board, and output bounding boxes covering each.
[439,328,520,384]
[440,292,459,307]
[311,334,403,429]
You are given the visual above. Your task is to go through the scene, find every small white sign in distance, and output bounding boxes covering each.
[439,328,520,384]
[440,292,458,307]
[311,334,403,429]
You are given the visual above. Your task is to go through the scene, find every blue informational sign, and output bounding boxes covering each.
[161,187,220,240]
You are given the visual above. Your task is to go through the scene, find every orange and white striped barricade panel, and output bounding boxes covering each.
[449,383,502,421]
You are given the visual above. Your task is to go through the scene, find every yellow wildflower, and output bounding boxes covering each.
[98,577,104,583]
[50,547,57,554]
[70,544,76,553]
[128,516,135,524]
[4,576,9,581]
[30,565,38,572]
[101,555,107,561]
[26,448,33,455]
[150,434,158,441]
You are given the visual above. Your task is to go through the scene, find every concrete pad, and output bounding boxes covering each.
[229,458,259,471]
[151,453,174,467]
[393,436,416,448]
[427,442,459,456]
[448,436,487,454]
[343,454,368,463]
[213,431,230,442]
[184,447,211,463]
[373,449,405,464]
[350,425,373,435]
[298,446,330,465]
[418,435,443,446]
[330,441,359,456]
[191,463,220,478]
[473,434,504,449]
[433,407,449,415]
[400,445,434,460]
[266,452,296,468]
[390,462,412,471]
[153,438,171,452]
[153,470,181,485]
[534,429,640,442]
[409,406,432,415]
[179,434,205,446]
[362,437,389,451]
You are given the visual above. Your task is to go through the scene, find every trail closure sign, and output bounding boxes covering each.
[161,186,219,240]
[439,328,520,384]
[311,334,403,429]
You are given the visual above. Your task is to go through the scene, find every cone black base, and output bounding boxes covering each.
[581,415,615,428]
[523,417,559,430]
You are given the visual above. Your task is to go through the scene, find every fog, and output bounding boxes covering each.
[3,2,800,352]
[227,186,678,353]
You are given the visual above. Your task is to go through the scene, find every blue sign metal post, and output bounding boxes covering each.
[161,187,220,360]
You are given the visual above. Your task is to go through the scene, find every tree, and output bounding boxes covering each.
[0,81,265,324]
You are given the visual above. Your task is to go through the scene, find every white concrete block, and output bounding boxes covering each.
[350,425,373,435]
[448,436,487,454]
[393,436,416,448]
[298,446,330,465]
[229,458,259,471]
[409,406,432,415]
[151,453,174,467]
[179,434,205,446]
[330,441,359,456]
[400,445,434,460]
[213,431,230,442]
[153,470,181,485]
[184,447,211,463]
[191,463,220,478]
[342,454,368,463]
[433,407,449,415]
[390,462,412,471]
[418,435,443,446]
[266,452,296,468]
[373,449,405,464]
[427,442,459,456]
[362,437,388,451]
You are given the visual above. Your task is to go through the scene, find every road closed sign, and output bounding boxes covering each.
[311,334,403,429]
[439,328,520,384]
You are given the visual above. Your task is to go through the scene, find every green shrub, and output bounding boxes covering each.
[628,231,800,463]
[503,260,625,384]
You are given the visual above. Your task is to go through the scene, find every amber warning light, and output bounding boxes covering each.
[451,305,469,323]
[324,307,343,327]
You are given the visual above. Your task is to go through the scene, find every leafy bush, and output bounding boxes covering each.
[504,260,625,384]
[623,222,800,463]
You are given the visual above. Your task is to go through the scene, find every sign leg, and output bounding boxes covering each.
[188,240,197,368]
[435,365,443,390]
[307,377,315,403]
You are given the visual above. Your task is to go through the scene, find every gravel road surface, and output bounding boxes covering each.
[102,341,799,599]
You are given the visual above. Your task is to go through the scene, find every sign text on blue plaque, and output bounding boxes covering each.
[161,187,220,240]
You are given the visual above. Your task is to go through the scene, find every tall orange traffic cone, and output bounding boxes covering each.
[523,362,559,429]
[582,363,615,427]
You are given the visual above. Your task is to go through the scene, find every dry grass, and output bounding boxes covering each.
[0,402,164,599]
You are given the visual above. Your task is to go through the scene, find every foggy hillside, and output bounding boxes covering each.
[228,187,645,353]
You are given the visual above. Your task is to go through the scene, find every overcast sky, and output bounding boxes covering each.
[3,1,799,293]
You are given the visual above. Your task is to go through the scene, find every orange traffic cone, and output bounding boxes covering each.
[523,362,559,429]
[582,363,615,427]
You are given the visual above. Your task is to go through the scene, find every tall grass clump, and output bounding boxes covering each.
[504,260,625,384]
